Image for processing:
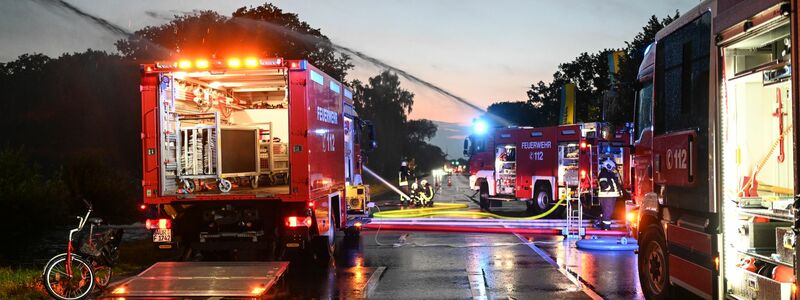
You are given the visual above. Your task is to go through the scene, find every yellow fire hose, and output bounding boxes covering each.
[372,197,566,220]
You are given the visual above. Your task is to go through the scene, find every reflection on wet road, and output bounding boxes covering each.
[267,174,642,299]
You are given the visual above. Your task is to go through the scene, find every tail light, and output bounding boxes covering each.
[285,216,312,228]
[146,218,172,229]
[580,169,587,179]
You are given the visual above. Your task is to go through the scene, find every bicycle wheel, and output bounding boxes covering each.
[43,255,95,300]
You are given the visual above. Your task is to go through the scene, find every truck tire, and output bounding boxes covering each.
[531,185,553,215]
[311,215,335,266]
[639,224,671,300]
[479,182,489,210]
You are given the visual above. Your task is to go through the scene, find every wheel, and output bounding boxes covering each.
[479,182,489,210]
[311,214,335,266]
[250,176,259,189]
[93,265,112,288]
[532,186,552,214]
[183,180,195,193]
[639,225,671,300]
[43,255,95,300]
[218,179,232,193]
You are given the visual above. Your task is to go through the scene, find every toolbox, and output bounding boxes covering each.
[738,220,791,251]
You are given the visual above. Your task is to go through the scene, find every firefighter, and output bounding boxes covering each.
[597,157,622,230]
[399,160,411,207]
[418,179,434,207]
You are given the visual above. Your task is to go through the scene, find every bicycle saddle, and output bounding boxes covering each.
[87,217,104,225]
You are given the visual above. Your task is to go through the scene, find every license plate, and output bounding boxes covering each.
[153,228,172,243]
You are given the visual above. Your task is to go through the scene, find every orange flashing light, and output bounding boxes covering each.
[580,142,587,149]
[244,57,259,68]
[112,286,127,294]
[227,58,242,68]
[580,170,587,179]
[251,286,266,295]
[308,201,315,207]
[714,256,719,271]
[195,59,210,69]
[177,60,192,69]
[305,217,313,227]
[354,222,363,228]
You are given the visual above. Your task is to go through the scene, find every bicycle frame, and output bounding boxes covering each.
[66,209,92,277]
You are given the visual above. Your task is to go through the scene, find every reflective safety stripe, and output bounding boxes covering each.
[399,181,408,186]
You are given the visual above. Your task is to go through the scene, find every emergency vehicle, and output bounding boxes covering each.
[464,122,631,215]
[633,1,799,298]
[139,57,374,262]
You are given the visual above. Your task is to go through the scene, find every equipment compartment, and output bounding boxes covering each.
[158,68,291,196]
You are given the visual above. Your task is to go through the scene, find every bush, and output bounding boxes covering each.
[0,148,69,243]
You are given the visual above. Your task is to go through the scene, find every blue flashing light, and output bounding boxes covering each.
[473,120,488,135]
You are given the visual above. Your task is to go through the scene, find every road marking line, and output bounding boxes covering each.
[365,266,386,298]
[513,233,603,300]
[467,266,488,300]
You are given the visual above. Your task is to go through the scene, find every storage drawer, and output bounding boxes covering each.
[729,269,792,300]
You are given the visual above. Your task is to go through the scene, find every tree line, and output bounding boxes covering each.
[482,12,680,128]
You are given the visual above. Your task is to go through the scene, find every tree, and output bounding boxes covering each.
[518,12,679,127]
[606,12,679,124]
[115,4,352,80]
[353,71,447,178]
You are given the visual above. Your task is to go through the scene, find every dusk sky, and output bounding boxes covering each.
[0,0,698,157]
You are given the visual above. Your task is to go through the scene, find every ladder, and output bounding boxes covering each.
[562,186,584,238]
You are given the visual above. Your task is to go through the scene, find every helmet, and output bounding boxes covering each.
[601,158,616,171]
[420,179,428,186]
[401,161,408,167]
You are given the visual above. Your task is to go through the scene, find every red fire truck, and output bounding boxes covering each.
[139,57,373,262]
[464,122,631,215]
[633,0,799,298]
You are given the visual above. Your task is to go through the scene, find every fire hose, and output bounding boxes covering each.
[372,197,566,220]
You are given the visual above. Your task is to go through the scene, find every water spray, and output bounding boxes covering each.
[362,166,410,201]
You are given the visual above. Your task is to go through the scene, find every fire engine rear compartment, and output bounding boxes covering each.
[157,68,291,197]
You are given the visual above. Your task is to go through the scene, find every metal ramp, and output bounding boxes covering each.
[102,261,288,299]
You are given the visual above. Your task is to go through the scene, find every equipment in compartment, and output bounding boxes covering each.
[176,113,260,193]
[256,124,289,186]
[775,227,795,265]
[494,145,516,195]
[737,220,790,251]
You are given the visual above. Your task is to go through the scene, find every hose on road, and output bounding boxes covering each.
[372,197,565,220]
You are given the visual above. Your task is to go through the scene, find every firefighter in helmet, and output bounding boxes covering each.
[597,157,622,230]
[418,179,434,207]
[399,160,411,207]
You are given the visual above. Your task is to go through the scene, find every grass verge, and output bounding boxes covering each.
[0,239,162,299]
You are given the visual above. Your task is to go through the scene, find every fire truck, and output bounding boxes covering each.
[633,0,799,298]
[139,57,374,262]
[464,122,631,215]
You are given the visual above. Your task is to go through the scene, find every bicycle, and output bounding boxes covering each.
[42,200,123,300]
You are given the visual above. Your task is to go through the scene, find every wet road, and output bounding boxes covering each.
[271,173,642,299]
